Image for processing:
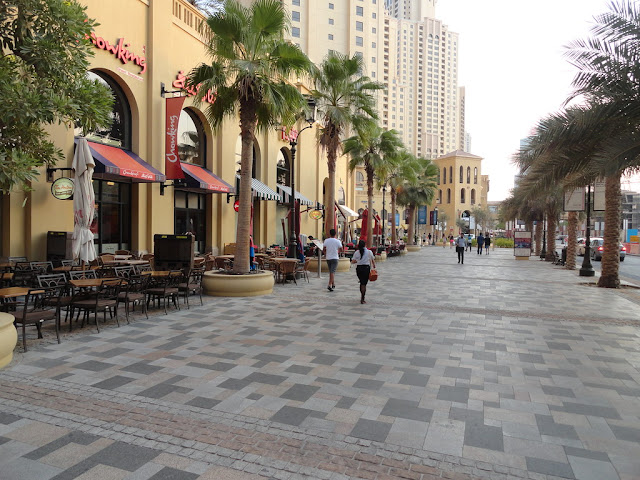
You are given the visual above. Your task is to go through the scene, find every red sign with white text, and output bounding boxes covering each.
[165,97,186,180]
[88,33,147,74]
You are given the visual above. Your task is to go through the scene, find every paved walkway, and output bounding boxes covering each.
[0,247,639,480]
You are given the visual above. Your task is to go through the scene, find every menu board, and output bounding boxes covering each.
[514,231,532,257]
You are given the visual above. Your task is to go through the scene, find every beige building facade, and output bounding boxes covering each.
[1,0,355,259]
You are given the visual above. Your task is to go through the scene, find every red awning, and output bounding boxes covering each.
[181,163,234,193]
[83,140,165,183]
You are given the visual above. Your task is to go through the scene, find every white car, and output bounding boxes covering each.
[576,237,586,256]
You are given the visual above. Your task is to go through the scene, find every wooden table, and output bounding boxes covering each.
[216,255,234,260]
[114,259,149,266]
[114,255,132,260]
[0,287,34,299]
[53,266,73,272]
[140,270,181,277]
[69,278,104,288]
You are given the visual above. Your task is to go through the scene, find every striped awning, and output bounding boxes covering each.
[276,184,314,206]
[181,163,234,193]
[236,175,282,201]
[82,139,165,183]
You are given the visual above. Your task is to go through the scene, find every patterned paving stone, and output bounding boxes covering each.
[1,248,639,480]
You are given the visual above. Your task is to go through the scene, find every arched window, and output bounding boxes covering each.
[178,109,206,166]
[442,167,446,184]
[437,169,441,185]
[449,166,453,184]
[276,148,290,185]
[338,187,346,205]
[471,189,476,205]
[79,71,131,149]
[235,135,258,178]
[459,166,463,183]
[467,167,471,184]
[460,188,465,203]
[438,189,442,203]
[356,171,365,190]
[447,188,451,204]
[474,167,478,184]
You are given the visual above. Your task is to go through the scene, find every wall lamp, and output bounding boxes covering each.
[46,167,74,183]
[160,179,186,196]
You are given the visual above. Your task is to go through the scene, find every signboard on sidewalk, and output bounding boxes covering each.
[593,180,606,211]
[563,188,585,211]
[514,231,532,258]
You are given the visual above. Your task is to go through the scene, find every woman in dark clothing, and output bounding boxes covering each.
[484,233,491,254]
[351,240,376,304]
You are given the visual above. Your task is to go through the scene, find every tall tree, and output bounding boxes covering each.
[0,0,113,193]
[311,52,382,236]
[188,0,311,273]
[396,158,438,246]
[384,150,420,245]
[344,124,403,247]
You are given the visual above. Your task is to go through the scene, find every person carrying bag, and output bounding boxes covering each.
[351,240,376,304]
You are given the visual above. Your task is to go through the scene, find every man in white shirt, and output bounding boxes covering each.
[456,233,466,264]
[323,229,343,292]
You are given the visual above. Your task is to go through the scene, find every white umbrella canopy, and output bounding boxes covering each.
[72,138,97,264]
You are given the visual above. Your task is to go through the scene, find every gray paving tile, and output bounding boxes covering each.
[437,385,470,403]
[443,366,472,380]
[380,398,433,422]
[609,424,640,443]
[349,418,392,442]
[91,375,135,390]
[148,466,199,480]
[526,457,575,479]
[280,384,320,402]
[464,421,504,452]
[270,406,313,426]
[541,385,576,398]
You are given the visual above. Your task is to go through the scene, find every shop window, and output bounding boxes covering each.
[92,180,131,253]
[79,71,131,149]
[178,109,206,166]
[174,191,206,255]
[277,148,290,186]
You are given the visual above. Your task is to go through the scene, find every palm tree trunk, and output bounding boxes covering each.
[391,190,397,245]
[233,102,257,274]
[598,173,621,288]
[534,220,543,256]
[366,166,374,248]
[545,214,557,262]
[324,140,339,237]
[565,211,577,270]
[407,205,415,245]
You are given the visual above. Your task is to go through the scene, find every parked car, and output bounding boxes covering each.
[576,238,586,256]
[589,237,626,261]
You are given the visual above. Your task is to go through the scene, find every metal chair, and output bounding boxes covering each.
[145,271,181,314]
[118,274,149,321]
[69,270,98,280]
[295,258,310,283]
[178,268,204,308]
[37,273,72,323]
[278,261,297,284]
[71,278,122,332]
[14,287,62,351]
[113,265,135,280]
[134,263,152,275]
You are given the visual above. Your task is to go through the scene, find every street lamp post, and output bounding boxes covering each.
[540,214,547,259]
[382,183,387,247]
[286,99,316,259]
[579,184,595,276]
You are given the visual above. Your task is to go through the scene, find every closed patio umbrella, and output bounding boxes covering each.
[72,138,97,266]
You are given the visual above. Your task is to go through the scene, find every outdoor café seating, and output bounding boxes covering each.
[178,268,204,308]
[14,287,62,352]
[70,278,123,332]
[145,270,181,314]
[118,273,149,321]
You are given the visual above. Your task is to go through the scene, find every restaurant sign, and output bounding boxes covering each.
[309,210,323,220]
[173,71,216,105]
[88,32,147,74]
[51,177,75,200]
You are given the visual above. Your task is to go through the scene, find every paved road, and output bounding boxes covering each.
[0,247,639,480]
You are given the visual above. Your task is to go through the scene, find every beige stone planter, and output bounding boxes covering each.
[308,257,351,273]
[406,245,421,252]
[203,270,274,297]
[375,251,387,262]
[0,312,17,369]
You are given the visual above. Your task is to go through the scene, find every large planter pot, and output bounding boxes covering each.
[406,245,421,252]
[308,257,350,273]
[375,251,387,262]
[0,312,17,369]
[203,270,274,297]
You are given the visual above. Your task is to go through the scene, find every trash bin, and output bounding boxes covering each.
[561,246,567,265]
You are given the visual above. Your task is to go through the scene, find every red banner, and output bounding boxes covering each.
[165,96,186,180]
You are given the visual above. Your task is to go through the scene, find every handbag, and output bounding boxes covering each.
[369,269,378,282]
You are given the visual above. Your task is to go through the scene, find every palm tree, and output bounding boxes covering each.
[384,150,420,245]
[344,124,403,247]
[311,52,382,236]
[396,158,438,245]
[188,0,311,273]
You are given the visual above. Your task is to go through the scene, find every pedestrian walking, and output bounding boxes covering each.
[484,232,491,254]
[456,233,466,264]
[428,233,432,245]
[466,234,473,252]
[477,233,484,254]
[323,228,343,291]
[449,235,454,249]
[351,240,376,304]
[442,235,446,248]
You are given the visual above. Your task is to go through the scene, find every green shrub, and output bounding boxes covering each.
[494,238,514,248]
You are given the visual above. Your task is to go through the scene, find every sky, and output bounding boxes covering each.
[435,0,630,202]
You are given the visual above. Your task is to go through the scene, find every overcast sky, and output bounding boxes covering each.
[435,0,621,201]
